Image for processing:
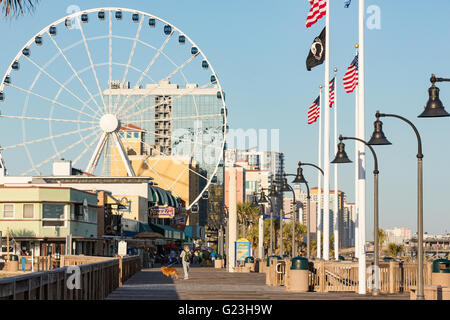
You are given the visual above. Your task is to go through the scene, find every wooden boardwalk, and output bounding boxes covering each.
[106,265,410,300]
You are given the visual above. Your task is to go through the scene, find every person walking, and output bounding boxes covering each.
[180,245,191,280]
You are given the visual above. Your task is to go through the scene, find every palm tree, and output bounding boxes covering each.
[237,202,260,239]
[386,242,404,257]
[2,0,38,17]
[281,222,306,256]
[378,229,387,248]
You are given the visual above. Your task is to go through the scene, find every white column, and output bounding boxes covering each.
[322,0,331,261]
[358,0,367,294]
[227,166,237,272]
[333,70,339,260]
[354,83,360,259]
[317,86,323,260]
[258,215,264,259]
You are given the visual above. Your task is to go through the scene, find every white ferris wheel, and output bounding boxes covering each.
[0,7,227,209]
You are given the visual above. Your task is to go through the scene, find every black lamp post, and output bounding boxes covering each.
[258,187,276,255]
[369,110,427,300]
[297,162,324,259]
[418,74,450,118]
[291,166,311,258]
[281,175,297,257]
[332,134,384,296]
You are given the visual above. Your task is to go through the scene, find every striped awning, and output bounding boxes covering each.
[149,186,178,208]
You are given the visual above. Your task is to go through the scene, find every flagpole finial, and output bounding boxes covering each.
[319,85,323,89]
[355,43,359,49]
[334,67,338,73]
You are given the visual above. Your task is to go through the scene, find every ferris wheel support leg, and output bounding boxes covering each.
[86,132,108,174]
[111,132,136,177]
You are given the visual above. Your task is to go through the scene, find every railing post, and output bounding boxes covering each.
[319,260,326,293]
[389,261,395,294]
[119,257,123,286]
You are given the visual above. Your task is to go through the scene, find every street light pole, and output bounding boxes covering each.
[333,134,383,296]
[298,162,324,259]
[370,111,424,299]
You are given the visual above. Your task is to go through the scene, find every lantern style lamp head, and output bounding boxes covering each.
[251,192,259,207]
[292,166,307,184]
[258,190,268,204]
[418,74,450,118]
[331,135,352,164]
[281,177,291,192]
[268,184,277,197]
[368,114,392,145]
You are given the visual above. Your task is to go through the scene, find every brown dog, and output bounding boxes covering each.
[160,266,179,279]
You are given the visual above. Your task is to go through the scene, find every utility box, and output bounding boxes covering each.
[286,256,309,293]
[52,159,72,176]
[431,259,450,287]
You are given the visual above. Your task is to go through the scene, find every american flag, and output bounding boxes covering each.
[306,0,327,28]
[329,77,335,107]
[343,55,359,93]
[308,96,320,124]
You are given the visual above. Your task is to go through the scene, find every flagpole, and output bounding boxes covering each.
[317,84,323,260]
[333,68,339,260]
[322,0,331,261]
[354,44,360,260]
[358,0,367,294]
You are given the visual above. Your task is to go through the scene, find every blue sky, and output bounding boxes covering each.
[0,0,450,237]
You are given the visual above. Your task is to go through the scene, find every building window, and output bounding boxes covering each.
[23,204,34,219]
[3,204,14,218]
[126,132,132,138]
[42,203,65,227]
[134,132,139,138]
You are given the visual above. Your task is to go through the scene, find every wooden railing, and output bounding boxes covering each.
[0,255,141,300]
[308,260,433,294]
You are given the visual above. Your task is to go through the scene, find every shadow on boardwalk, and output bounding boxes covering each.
[106,266,410,300]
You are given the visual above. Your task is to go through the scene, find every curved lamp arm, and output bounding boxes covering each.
[298,161,324,175]
[376,111,423,159]
[341,136,379,174]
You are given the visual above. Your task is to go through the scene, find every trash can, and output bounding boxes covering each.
[286,256,309,292]
[244,256,255,272]
[214,255,224,269]
[6,254,19,272]
[431,259,450,287]
[265,255,281,286]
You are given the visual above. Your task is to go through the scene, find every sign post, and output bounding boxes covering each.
[118,240,127,257]
[235,238,251,267]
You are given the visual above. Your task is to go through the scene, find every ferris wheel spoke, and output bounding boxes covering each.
[108,11,113,114]
[126,113,222,124]
[119,18,144,98]
[24,57,101,118]
[114,30,174,116]
[118,81,211,121]
[21,128,101,176]
[72,129,103,166]
[163,53,199,82]
[145,130,224,150]
[120,137,182,198]
[1,125,97,151]
[78,22,108,114]
[47,35,104,116]
[0,114,97,124]
[8,83,98,120]
[111,17,144,114]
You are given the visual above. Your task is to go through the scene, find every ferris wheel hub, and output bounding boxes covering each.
[99,114,119,133]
